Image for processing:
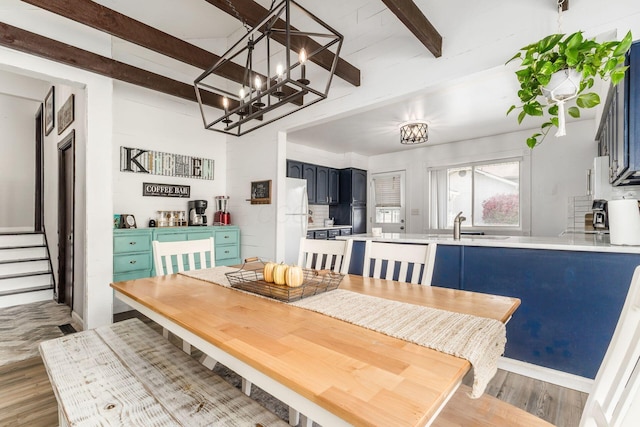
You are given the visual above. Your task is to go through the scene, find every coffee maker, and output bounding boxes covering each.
[592,199,609,230]
[188,200,208,226]
[214,196,231,225]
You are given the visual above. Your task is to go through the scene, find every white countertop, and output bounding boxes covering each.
[337,232,640,254]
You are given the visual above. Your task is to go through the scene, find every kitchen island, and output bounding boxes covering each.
[337,233,640,390]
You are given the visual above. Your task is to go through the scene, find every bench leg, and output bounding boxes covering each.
[241,378,252,396]
[199,355,218,370]
[162,327,169,340]
[182,341,191,354]
[59,405,70,427]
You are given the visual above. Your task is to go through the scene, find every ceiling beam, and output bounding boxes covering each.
[21,0,242,81]
[0,22,223,109]
[203,0,361,87]
[380,0,442,57]
[20,0,301,105]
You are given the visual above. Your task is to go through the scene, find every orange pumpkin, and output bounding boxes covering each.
[263,262,278,283]
[273,263,289,285]
[285,265,304,287]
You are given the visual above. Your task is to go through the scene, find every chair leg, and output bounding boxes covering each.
[241,378,252,396]
[288,408,300,426]
[199,355,218,370]
[299,413,313,427]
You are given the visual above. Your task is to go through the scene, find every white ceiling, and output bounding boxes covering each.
[17,0,600,157]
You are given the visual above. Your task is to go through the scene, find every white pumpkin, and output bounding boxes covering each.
[285,265,304,288]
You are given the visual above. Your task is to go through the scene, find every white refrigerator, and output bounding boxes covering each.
[284,178,308,265]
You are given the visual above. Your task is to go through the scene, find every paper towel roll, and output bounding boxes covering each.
[608,199,640,246]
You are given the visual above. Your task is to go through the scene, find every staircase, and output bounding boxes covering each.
[0,232,55,308]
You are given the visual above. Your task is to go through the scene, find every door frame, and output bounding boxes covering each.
[57,130,75,307]
[34,105,44,231]
[370,170,406,233]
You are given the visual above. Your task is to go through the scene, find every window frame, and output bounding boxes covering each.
[427,156,531,235]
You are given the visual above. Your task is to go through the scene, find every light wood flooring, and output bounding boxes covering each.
[0,307,588,427]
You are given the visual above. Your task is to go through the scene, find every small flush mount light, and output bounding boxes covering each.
[400,121,428,145]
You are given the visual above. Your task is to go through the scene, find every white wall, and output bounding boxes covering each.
[0,93,39,228]
[112,82,227,224]
[367,120,596,237]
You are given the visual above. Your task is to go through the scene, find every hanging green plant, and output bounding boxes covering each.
[506,30,632,148]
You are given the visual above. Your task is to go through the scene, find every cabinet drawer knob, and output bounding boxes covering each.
[129,260,137,264]
[129,241,136,245]
[224,250,229,254]
[224,235,229,239]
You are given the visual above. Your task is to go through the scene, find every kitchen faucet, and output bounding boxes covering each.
[453,212,466,240]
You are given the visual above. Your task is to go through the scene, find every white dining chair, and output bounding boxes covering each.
[362,241,437,285]
[152,237,215,354]
[297,237,353,274]
[579,265,640,427]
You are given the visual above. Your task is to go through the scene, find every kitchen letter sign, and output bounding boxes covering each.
[120,146,214,180]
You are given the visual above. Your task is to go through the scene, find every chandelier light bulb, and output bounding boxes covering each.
[299,48,307,63]
[222,96,229,111]
[276,64,284,80]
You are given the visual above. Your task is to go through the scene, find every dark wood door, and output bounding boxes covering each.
[57,131,75,308]
[328,168,339,205]
[352,169,367,205]
[286,160,303,178]
[34,106,44,231]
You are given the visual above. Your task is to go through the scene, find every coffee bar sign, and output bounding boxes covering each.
[143,183,191,198]
[120,146,214,180]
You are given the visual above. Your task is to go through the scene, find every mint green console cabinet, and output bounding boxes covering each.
[113,229,153,282]
[113,226,241,282]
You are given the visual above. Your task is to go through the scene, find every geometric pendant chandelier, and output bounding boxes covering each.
[400,121,428,144]
[194,0,344,136]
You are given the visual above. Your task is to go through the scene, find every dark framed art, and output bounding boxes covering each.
[44,86,55,136]
[57,94,75,135]
[250,180,272,204]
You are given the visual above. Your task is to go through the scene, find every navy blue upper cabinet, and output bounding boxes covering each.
[328,168,339,205]
[302,164,316,203]
[600,40,640,185]
[287,160,303,179]
[316,166,329,205]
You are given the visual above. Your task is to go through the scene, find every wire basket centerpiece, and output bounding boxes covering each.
[225,260,343,302]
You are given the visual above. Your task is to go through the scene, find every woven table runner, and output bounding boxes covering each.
[180,267,506,398]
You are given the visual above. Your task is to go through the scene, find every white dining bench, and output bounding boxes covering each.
[39,318,287,427]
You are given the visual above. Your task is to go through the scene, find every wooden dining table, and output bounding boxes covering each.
[111,269,520,427]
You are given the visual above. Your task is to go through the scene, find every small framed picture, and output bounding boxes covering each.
[113,214,121,229]
[121,214,137,229]
[57,94,74,135]
[44,86,55,136]
[250,180,272,204]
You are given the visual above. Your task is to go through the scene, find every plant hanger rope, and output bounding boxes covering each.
[548,0,575,137]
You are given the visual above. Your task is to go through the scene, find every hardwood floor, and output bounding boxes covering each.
[0,308,588,427]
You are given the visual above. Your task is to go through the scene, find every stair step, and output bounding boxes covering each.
[0,284,53,297]
[0,246,48,262]
[0,260,50,276]
[0,289,54,308]
[0,273,52,296]
[0,233,45,248]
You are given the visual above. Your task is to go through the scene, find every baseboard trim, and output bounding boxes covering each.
[71,310,84,331]
[498,357,594,394]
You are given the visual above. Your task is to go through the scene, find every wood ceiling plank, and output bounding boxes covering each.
[203,0,361,87]
[0,22,223,109]
[562,0,569,12]
[380,0,442,58]
[20,0,302,106]
[20,0,243,82]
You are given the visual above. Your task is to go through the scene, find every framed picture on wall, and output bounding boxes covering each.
[57,94,74,135]
[250,180,272,204]
[44,86,55,136]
